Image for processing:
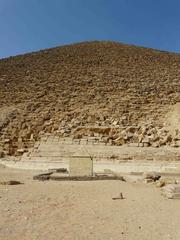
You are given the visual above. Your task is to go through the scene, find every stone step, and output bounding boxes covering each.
[37,144,116,152]
[2,159,180,174]
[34,145,75,150]
[29,156,68,162]
[31,151,77,157]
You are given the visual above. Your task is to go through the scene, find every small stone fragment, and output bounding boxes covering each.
[0,180,22,185]
[143,171,161,182]
[144,178,154,184]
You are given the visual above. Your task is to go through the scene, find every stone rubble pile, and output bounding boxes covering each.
[0,120,180,157]
[143,171,161,183]
[156,178,177,188]
[72,123,180,148]
[162,184,180,199]
[141,172,179,187]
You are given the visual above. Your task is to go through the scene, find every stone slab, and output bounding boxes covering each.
[69,157,93,177]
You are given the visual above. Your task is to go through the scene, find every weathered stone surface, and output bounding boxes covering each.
[69,157,93,177]
[0,150,4,158]
[143,171,161,181]
[0,41,179,155]
[156,178,177,188]
[162,184,180,199]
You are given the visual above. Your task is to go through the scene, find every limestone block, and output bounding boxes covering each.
[143,171,161,181]
[0,151,4,158]
[175,140,180,147]
[80,139,88,145]
[156,178,177,188]
[142,138,150,143]
[69,157,93,177]
[152,142,159,148]
[143,143,149,147]
[162,184,180,199]
[128,143,139,147]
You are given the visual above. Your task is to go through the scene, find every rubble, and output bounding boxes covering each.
[156,178,177,188]
[0,180,22,185]
[143,172,161,182]
[71,123,180,148]
[162,184,180,199]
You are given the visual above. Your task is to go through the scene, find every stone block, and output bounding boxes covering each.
[69,157,93,177]
[175,140,180,147]
[80,139,88,145]
[143,142,149,147]
[162,184,180,199]
[128,143,139,147]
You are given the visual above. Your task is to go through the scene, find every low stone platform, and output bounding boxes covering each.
[1,135,180,174]
[1,158,180,176]
[33,173,125,181]
[21,135,180,162]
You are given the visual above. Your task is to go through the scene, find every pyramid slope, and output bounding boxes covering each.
[0,41,180,155]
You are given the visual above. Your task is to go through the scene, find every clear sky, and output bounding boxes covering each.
[0,0,180,59]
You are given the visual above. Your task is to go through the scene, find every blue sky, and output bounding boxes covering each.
[0,0,180,58]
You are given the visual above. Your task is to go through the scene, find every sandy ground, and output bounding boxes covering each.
[0,166,180,240]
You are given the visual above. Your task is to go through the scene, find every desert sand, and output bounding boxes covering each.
[0,165,180,240]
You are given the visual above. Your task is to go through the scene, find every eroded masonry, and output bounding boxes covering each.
[0,41,179,157]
